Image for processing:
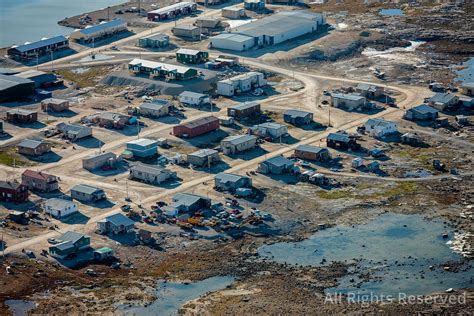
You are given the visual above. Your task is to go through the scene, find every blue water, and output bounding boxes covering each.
[5,300,36,316]
[258,213,473,299]
[0,0,122,47]
[379,9,405,16]
[119,276,235,316]
[455,57,474,83]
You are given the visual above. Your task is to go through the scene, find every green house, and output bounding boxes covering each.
[138,33,169,48]
[93,247,114,261]
[49,231,90,259]
[176,48,209,64]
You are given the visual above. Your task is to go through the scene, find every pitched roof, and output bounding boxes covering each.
[44,198,76,210]
[0,181,24,191]
[284,109,312,118]
[18,139,46,149]
[410,104,439,115]
[173,193,207,207]
[295,144,327,154]
[131,163,167,175]
[59,231,88,244]
[71,184,103,195]
[177,48,202,55]
[79,19,126,35]
[256,122,286,130]
[229,101,259,111]
[0,74,34,90]
[189,148,218,158]
[179,91,207,99]
[7,108,37,116]
[10,35,68,53]
[327,132,350,143]
[222,134,257,145]
[264,155,294,168]
[140,100,171,111]
[129,58,193,75]
[105,213,135,227]
[22,169,55,181]
[215,172,248,183]
[365,118,396,128]
[332,93,366,101]
[429,93,457,104]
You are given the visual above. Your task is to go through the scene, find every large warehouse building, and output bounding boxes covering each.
[7,35,69,61]
[210,11,326,51]
[0,74,35,102]
[70,19,127,43]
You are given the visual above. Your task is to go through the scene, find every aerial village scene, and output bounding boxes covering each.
[0,0,473,314]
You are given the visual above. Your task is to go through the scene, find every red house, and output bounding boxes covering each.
[173,116,219,138]
[0,181,29,203]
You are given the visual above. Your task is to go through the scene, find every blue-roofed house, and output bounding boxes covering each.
[405,105,439,121]
[214,173,252,192]
[70,19,128,43]
[7,35,69,60]
[428,93,459,111]
[97,213,135,234]
[258,155,295,174]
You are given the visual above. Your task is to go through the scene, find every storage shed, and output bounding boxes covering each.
[173,116,220,138]
[227,101,261,118]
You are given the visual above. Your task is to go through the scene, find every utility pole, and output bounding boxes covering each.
[107,6,110,20]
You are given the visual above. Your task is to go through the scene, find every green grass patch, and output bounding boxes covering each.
[0,149,34,167]
[317,190,355,200]
[317,182,418,200]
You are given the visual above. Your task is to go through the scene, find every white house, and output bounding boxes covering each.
[363,118,398,137]
[139,100,172,117]
[251,122,287,139]
[179,91,211,106]
[43,198,78,218]
[217,72,266,97]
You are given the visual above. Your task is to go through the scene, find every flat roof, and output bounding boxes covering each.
[222,134,257,145]
[429,93,457,104]
[264,155,294,167]
[6,108,37,116]
[179,91,207,98]
[44,198,77,210]
[215,172,248,183]
[230,101,259,111]
[212,33,254,43]
[0,74,34,90]
[256,122,286,130]
[141,32,169,41]
[140,100,171,110]
[129,58,193,75]
[295,144,327,154]
[18,139,46,149]
[131,163,167,175]
[332,93,366,101]
[189,148,218,158]
[177,48,202,55]
[284,109,312,118]
[327,132,350,143]
[148,2,194,15]
[127,138,158,147]
[410,104,439,115]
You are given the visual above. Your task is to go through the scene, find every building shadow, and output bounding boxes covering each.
[23,151,62,163]
[45,110,78,118]
[78,198,115,209]
[75,136,102,149]
[227,147,267,161]
[185,129,230,148]
[79,31,135,48]
[59,212,90,225]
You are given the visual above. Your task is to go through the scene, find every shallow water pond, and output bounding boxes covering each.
[5,300,36,316]
[379,9,405,16]
[119,276,235,316]
[258,213,472,299]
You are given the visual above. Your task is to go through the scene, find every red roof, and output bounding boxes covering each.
[22,169,54,181]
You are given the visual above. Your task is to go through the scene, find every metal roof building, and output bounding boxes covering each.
[210,11,325,51]
[7,35,69,60]
[0,74,35,101]
[70,19,127,43]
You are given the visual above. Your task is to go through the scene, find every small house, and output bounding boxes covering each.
[41,98,69,112]
[221,134,257,155]
[294,144,331,162]
[71,184,106,203]
[6,109,38,124]
[176,49,209,64]
[252,122,287,140]
[214,173,252,192]
[164,193,211,216]
[355,83,384,99]
[97,213,135,235]
[258,156,295,174]
[219,116,235,126]
[49,231,90,259]
[93,247,114,261]
[461,82,474,96]
[352,158,363,168]
[227,101,261,118]
[222,7,245,19]
[331,93,366,111]
[195,17,220,29]
[138,33,169,48]
[187,149,220,167]
[404,105,439,121]
[363,118,398,138]
[126,138,158,158]
[91,112,130,129]
[327,132,360,150]
[129,164,176,184]
[18,139,51,156]
[172,25,201,39]
[82,152,117,171]
[367,161,380,172]
[179,91,210,106]
[43,198,78,218]
[401,133,422,146]
[283,110,313,125]
[428,93,459,111]
[56,123,92,141]
[139,100,172,118]
[0,181,29,203]
[21,169,59,192]
[173,116,220,138]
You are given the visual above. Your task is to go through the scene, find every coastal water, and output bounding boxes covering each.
[0,0,122,48]
[455,57,474,83]
[258,213,473,300]
[379,8,405,17]
[119,276,235,316]
[5,300,36,316]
